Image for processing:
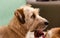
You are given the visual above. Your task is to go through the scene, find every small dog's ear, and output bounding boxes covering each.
[14,8,25,24]
[34,8,40,14]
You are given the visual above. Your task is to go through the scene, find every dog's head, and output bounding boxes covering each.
[14,4,49,32]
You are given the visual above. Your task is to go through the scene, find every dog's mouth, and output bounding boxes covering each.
[33,26,47,38]
[31,24,48,38]
[34,29,45,38]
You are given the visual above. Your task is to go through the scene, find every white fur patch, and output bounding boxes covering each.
[26,31,34,38]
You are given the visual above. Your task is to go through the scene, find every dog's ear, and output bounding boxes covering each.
[34,8,40,15]
[14,8,25,24]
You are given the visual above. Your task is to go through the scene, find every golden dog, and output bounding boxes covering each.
[0,5,48,38]
[45,27,60,38]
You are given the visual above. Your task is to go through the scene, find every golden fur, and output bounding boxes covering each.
[45,27,60,38]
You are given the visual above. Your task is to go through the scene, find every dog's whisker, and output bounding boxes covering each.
[43,25,48,31]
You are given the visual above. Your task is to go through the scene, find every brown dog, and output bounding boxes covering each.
[45,27,60,38]
[0,5,48,38]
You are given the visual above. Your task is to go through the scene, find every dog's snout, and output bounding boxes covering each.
[44,22,49,25]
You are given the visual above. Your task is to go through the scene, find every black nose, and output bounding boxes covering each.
[44,22,49,25]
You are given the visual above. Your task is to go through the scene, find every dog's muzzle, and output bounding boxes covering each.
[31,21,49,32]
[38,21,49,30]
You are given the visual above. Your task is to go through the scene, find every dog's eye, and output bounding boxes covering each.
[31,13,35,19]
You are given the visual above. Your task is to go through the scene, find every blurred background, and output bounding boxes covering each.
[0,0,26,26]
[0,0,60,30]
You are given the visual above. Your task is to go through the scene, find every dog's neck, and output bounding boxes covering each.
[8,16,28,38]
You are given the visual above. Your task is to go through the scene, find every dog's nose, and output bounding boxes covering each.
[44,22,49,25]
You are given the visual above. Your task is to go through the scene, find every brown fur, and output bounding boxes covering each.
[0,14,27,38]
[45,27,60,38]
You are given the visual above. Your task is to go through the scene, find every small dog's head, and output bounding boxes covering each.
[14,4,49,32]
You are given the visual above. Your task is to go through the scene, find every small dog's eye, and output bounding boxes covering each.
[31,13,35,19]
